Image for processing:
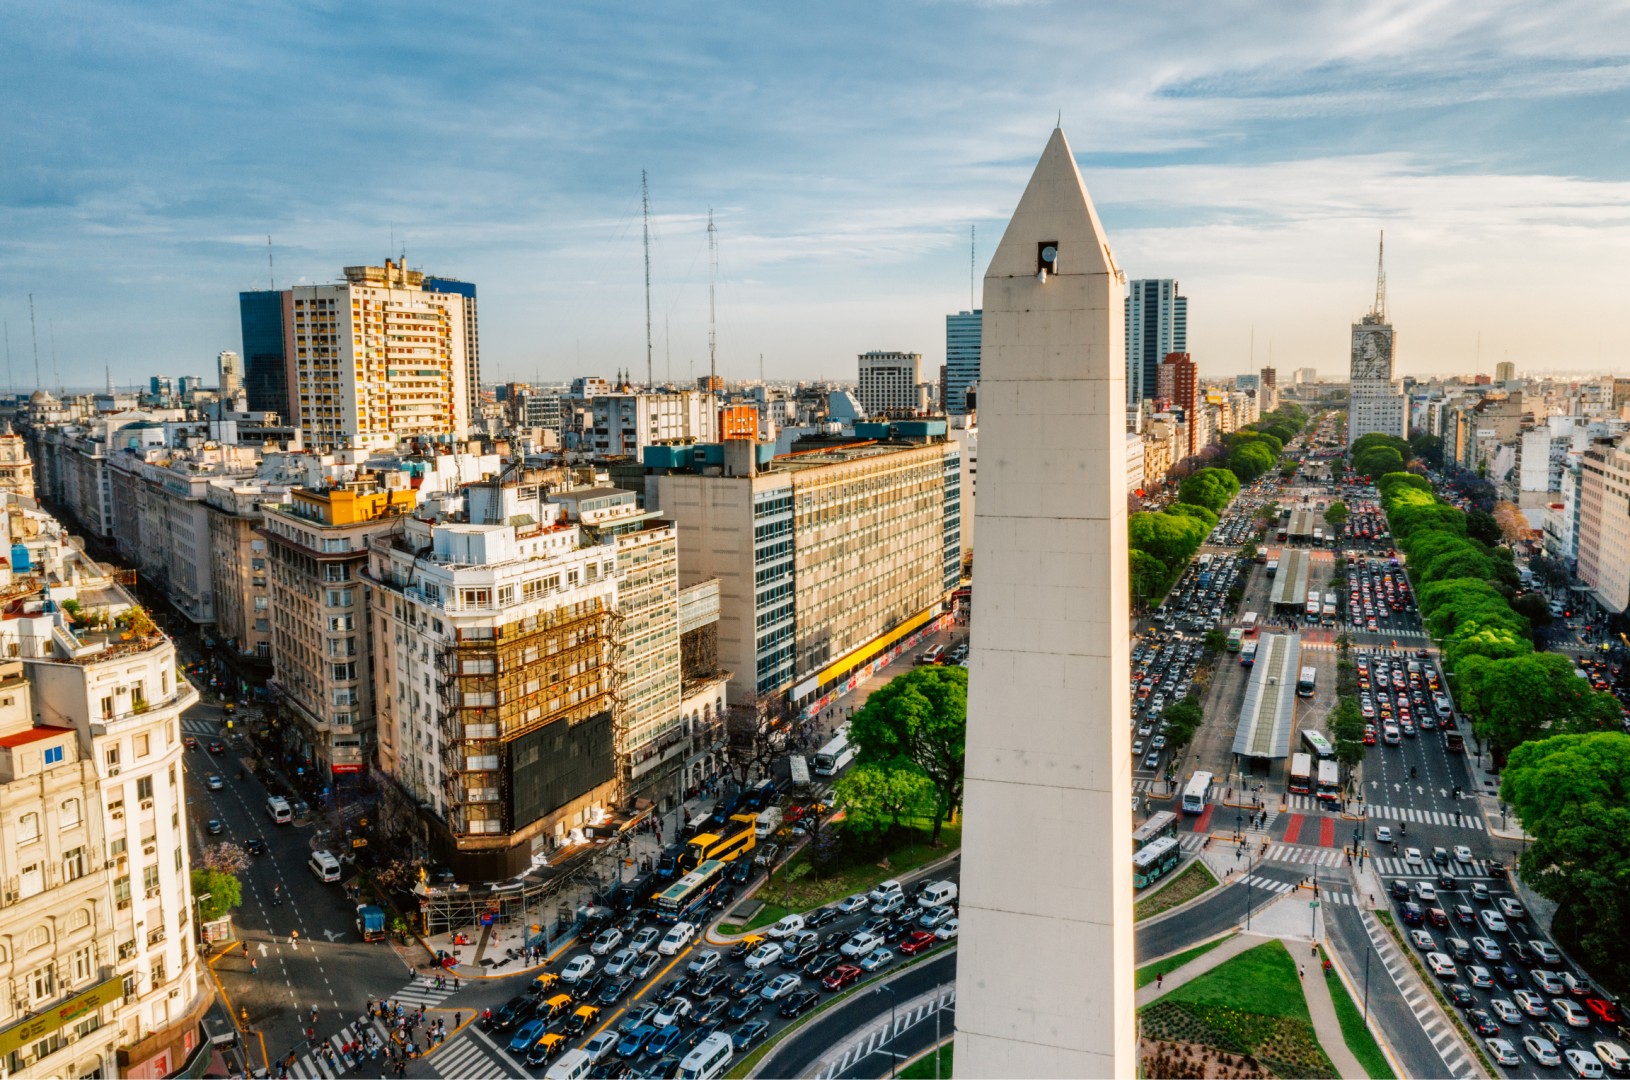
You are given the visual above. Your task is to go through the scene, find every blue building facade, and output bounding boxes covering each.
[238,290,288,416]
[944,309,982,416]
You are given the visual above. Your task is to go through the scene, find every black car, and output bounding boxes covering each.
[1495,964,1522,989]
[732,1020,771,1053]
[804,906,840,929]
[681,1022,724,1052]
[857,916,889,937]
[244,838,265,855]
[1508,941,1538,967]
[729,860,756,886]
[1467,1009,1500,1036]
[207,740,226,754]
[484,994,532,1031]
[1437,871,1457,891]
[689,972,728,999]
[1445,983,1474,1008]
[779,938,820,966]
[779,990,820,1019]
[1389,880,1411,901]
[597,977,635,1006]
[589,1060,632,1080]
[730,971,767,999]
[693,996,730,1025]
[653,976,691,1003]
[725,996,764,1023]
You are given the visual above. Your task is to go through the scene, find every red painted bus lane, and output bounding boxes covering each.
[1319,816,1337,848]
[1282,813,1303,844]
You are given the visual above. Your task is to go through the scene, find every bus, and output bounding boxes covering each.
[1313,527,1325,547]
[1180,771,1214,815]
[1296,666,1317,698]
[1226,627,1244,653]
[1266,558,1279,578]
[812,733,854,778]
[1133,836,1182,889]
[681,814,757,872]
[1239,640,1259,668]
[1288,752,1312,795]
[652,859,728,924]
[1241,612,1259,636]
[1304,590,1321,618]
[917,644,944,665]
[1316,760,1342,807]
[1302,729,1334,759]
[1131,810,1178,851]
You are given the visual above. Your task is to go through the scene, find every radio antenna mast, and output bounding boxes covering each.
[642,171,654,389]
[1372,230,1387,321]
[970,224,976,310]
[708,208,718,395]
[28,294,41,389]
[268,235,275,290]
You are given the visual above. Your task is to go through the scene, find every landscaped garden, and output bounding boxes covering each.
[1134,860,1218,922]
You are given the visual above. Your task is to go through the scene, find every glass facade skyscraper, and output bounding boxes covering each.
[1124,279,1187,406]
[944,309,982,415]
[238,290,288,416]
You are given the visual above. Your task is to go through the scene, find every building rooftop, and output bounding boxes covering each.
[0,724,74,749]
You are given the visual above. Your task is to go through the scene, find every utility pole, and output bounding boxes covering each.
[29,294,41,389]
[268,235,275,290]
[642,172,654,390]
[970,224,976,310]
[707,209,718,396]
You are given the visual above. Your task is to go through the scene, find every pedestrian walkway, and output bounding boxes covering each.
[1358,909,1478,1077]
[1262,842,1347,868]
[1240,876,1356,906]
[423,1027,525,1079]
[1371,856,1498,879]
[381,974,461,1009]
[810,984,956,1079]
[182,716,222,738]
[279,1016,397,1079]
[1360,802,1484,832]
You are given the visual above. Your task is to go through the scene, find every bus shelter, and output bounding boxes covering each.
[1231,632,1302,773]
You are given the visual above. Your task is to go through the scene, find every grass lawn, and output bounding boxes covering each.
[1133,860,1218,922]
[1135,934,1234,989]
[1165,938,1309,1020]
[1319,945,1395,1079]
[718,821,961,934]
[899,1043,952,1079]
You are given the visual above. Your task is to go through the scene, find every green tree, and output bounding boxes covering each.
[1353,445,1406,478]
[846,665,967,844]
[1130,549,1171,609]
[1203,629,1228,655]
[1466,508,1502,548]
[1226,441,1276,484]
[1129,512,1208,566]
[1352,433,1411,460]
[1456,653,1623,754]
[833,761,937,849]
[1510,593,1553,633]
[1322,501,1349,530]
[1179,468,1241,514]
[1501,733,1630,987]
[1162,697,1204,754]
[1409,433,1444,469]
[191,868,243,922]
[1164,502,1219,530]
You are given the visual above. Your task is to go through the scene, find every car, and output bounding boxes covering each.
[1453,904,1476,926]
[644,1024,685,1059]
[1531,940,1563,965]
[1408,929,1436,951]
[1469,965,1494,989]
[744,942,784,970]
[687,950,722,977]
[841,931,884,958]
[1472,936,1503,962]
[563,1004,602,1037]
[619,1003,660,1036]
[1491,998,1523,1025]
[1428,907,1450,929]
[1447,983,1475,1007]
[1432,846,1449,863]
[1468,1009,1501,1037]
[822,963,863,991]
[1555,999,1592,1028]
[1566,1048,1607,1079]
[207,740,226,754]
[859,948,895,972]
[1415,881,1438,903]
[560,955,597,984]
[206,773,225,791]
[483,994,532,1031]
[730,970,768,999]
[244,837,264,856]
[1404,847,1423,865]
[1400,902,1424,926]
[527,1031,570,1066]
[779,989,820,1018]
[184,736,199,750]
[1587,998,1625,1025]
[1389,879,1411,902]
[1479,910,1509,934]
[652,998,692,1029]
[206,818,224,835]
[918,905,955,930]
[1437,870,1458,891]
[766,914,806,940]
[1496,964,1523,989]
[1373,824,1394,844]
[1486,1037,1522,1066]
[581,1031,619,1065]
[604,948,638,977]
[896,930,938,956]
[1516,990,1551,1017]
[1509,940,1538,967]
[598,977,635,1006]
[629,951,661,980]
[1524,1035,1562,1067]
[1542,1019,1579,1051]
[935,918,960,941]
[1453,844,1474,863]
[804,906,840,929]
[836,894,869,914]
[1592,1040,1630,1076]
[1426,953,1457,980]
[726,995,764,1023]
[1535,969,1567,995]
[732,1019,771,1053]
[692,996,730,1026]
[616,1024,657,1060]
[657,922,695,955]
[802,951,844,979]
[760,974,801,1001]
[629,926,661,954]
[509,1018,548,1055]
[1445,936,1473,962]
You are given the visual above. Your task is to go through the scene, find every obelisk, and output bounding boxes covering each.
[953,127,1134,1076]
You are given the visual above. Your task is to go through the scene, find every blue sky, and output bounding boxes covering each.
[3,0,1629,389]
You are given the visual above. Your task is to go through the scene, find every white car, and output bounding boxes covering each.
[1405,847,1424,865]
[590,928,624,956]
[1564,1048,1606,1078]
[1472,936,1502,962]
[766,914,805,940]
[840,931,883,959]
[653,998,692,1028]
[1497,896,1526,921]
[560,954,597,984]
[657,922,695,956]
[1425,952,1457,980]
[582,1031,618,1065]
[934,918,960,941]
[1525,1036,1561,1068]
[1453,844,1474,863]
[1407,929,1435,951]
[1554,998,1592,1029]
[744,942,784,970]
[1491,999,1523,1025]
[604,948,638,977]
[1485,1038,1521,1067]
[836,894,869,914]
[687,950,722,976]
[629,926,661,954]
[1479,909,1509,934]
[1416,882,1438,903]
[1374,826,1393,844]
[760,973,801,1000]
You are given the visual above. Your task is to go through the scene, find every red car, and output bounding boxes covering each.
[784,804,808,825]
[900,931,937,956]
[1362,726,1376,746]
[1427,907,1449,928]
[1587,997,1623,1025]
[183,736,199,750]
[821,964,863,992]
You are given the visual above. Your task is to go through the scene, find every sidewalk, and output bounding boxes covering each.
[1138,929,1367,1080]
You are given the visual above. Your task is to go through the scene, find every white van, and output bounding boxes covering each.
[871,891,905,915]
[544,1049,593,1080]
[869,879,903,907]
[917,880,958,908]
[754,807,782,839]
[677,1032,734,1080]
[266,796,293,825]
[308,849,341,883]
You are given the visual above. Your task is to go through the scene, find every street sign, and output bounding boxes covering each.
[1309,901,1321,909]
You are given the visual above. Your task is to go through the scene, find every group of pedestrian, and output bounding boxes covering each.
[428,972,460,992]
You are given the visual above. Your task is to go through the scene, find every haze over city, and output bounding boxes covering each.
[4,1,1629,386]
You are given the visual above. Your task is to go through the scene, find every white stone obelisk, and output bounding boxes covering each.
[953,127,1134,1077]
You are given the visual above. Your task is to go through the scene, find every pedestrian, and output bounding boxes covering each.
[1156,971,1163,989]
[1298,965,1304,980]
[251,958,258,975]
[454,975,460,991]
[454,1012,462,1029]
[242,942,250,959]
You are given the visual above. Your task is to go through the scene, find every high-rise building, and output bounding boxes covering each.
[945,310,982,416]
[1495,360,1516,384]
[218,350,243,396]
[856,351,924,417]
[1348,239,1408,446]
[1157,352,1199,457]
[238,290,290,416]
[1577,437,1630,613]
[956,127,1134,1076]
[422,276,481,418]
[1125,279,1187,406]
[565,389,720,456]
[1294,367,1319,385]
[649,429,960,706]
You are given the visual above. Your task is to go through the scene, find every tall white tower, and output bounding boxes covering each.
[953,127,1134,1077]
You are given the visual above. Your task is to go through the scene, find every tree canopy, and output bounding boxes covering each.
[191,868,243,922]
[1226,440,1277,483]
[1456,652,1623,755]
[1353,445,1406,478]
[1179,468,1241,514]
[846,664,967,843]
[832,762,937,846]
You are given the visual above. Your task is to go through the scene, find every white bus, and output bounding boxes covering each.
[917,644,944,665]
[812,733,854,778]
[1241,611,1259,635]
[1304,590,1320,617]
[1180,771,1214,815]
[1302,729,1334,759]
[1316,760,1341,807]
[1297,666,1317,697]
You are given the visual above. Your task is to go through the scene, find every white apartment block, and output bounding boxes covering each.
[566,390,720,457]
[288,262,471,449]
[856,351,925,417]
[1578,437,1630,613]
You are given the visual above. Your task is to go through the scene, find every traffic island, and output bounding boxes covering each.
[1134,860,1219,922]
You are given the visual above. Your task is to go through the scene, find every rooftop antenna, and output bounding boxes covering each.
[970,224,977,310]
[49,318,60,392]
[759,353,764,386]
[665,315,671,386]
[1371,230,1387,321]
[642,170,654,390]
[2,319,11,396]
[707,208,718,397]
[28,294,41,389]
[268,235,275,290]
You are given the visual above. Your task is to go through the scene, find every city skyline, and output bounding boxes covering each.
[3,2,1629,389]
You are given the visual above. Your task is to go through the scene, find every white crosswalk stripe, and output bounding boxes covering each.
[384,974,460,1007]
[1241,875,1354,906]
[1360,803,1484,832]
[1359,910,1478,1077]
[285,1018,395,1079]
[181,717,221,737]
[1373,857,1497,879]
[1178,833,1206,853]
[424,1033,512,1080]
[1263,843,1347,867]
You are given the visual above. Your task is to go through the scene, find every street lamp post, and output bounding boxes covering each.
[875,984,898,1079]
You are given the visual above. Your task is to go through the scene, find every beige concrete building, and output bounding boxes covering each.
[563,389,720,457]
[288,261,471,449]
[856,351,927,417]
[206,481,289,663]
[263,479,417,775]
[955,128,1134,1076]
[0,435,35,501]
[1578,436,1630,613]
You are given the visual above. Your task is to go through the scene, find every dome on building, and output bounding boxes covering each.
[28,389,57,405]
